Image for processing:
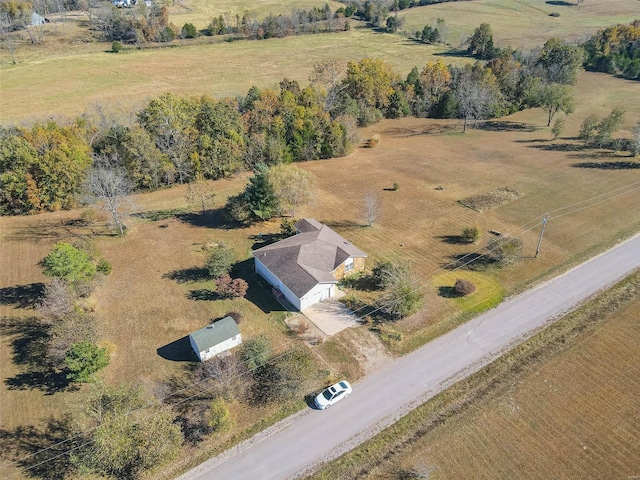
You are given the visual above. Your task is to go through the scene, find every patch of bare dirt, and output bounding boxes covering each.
[339,328,394,374]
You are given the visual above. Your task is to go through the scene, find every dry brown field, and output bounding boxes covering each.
[356,276,640,480]
[1,1,640,475]
[2,66,639,434]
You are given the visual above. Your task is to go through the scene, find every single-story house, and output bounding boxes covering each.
[253,218,367,310]
[188,316,242,362]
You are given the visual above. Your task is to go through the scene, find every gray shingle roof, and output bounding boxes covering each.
[253,219,367,298]
[189,316,240,353]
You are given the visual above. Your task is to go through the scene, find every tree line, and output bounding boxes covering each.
[583,20,640,80]
[1,33,613,218]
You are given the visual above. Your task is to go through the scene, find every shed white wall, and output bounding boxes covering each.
[189,334,242,362]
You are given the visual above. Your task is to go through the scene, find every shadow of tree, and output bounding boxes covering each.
[527,142,589,152]
[4,222,115,243]
[445,253,495,271]
[0,283,45,309]
[177,209,243,230]
[164,267,210,284]
[0,317,75,394]
[435,48,475,58]
[322,219,363,230]
[478,121,538,132]
[572,161,640,170]
[546,0,574,5]
[132,207,189,222]
[0,416,79,479]
[157,335,199,362]
[438,286,461,298]
[250,233,284,250]
[188,289,219,301]
[436,235,469,245]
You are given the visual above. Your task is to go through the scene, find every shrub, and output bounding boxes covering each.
[549,12,560,17]
[208,397,232,432]
[96,258,112,275]
[454,278,476,296]
[364,134,380,148]
[111,41,122,53]
[280,218,297,237]
[551,117,565,139]
[205,243,235,278]
[462,226,481,244]
[215,275,248,298]
[181,23,198,39]
[240,336,271,371]
[392,182,400,191]
[65,341,110,382]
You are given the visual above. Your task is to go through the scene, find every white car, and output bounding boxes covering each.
[314,380,352,409]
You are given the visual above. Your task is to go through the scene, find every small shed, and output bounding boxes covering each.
[188,316,241,362]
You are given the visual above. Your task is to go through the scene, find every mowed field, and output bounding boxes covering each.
[357,277,640,480]
[169,0,345,29]
[399,0,640,50]
[3,0,639,125]
[1,1,640,477]
[2,69,639,439]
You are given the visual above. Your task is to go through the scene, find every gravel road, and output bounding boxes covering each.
[178,233,640,480]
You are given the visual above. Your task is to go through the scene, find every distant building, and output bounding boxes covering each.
[188,316,242,362]
[31,13,48,25]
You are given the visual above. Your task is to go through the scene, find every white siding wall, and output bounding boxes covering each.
[300,283,335,310]
[255,258,301,310]
[190,334,242,362]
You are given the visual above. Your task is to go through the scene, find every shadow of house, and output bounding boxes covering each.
[157,336,200,362]
[232,258,288,313]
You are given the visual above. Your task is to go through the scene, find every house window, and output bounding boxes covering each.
[344,257,354,272]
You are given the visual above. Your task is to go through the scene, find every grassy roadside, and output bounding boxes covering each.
[306,268,640,479]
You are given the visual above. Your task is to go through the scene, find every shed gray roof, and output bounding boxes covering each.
[189,316,240,353]
[253,219,367,298]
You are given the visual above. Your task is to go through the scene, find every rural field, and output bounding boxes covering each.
[2,0,639,124]
[1,0,640,478]
[309,271,640,480]
[2,68,639,478]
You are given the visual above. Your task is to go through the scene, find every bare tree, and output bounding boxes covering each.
[631,122,640,157]
[362,190,381,226]
[454,68,500,133]
[309,59,346,112]
[37,278,77,322]
[85,162,135,235]
[0,24,18,64]
[185,174,216,213]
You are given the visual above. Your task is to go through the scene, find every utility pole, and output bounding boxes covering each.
[535,213,549,258]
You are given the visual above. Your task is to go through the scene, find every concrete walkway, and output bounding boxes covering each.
[302,291,359,336]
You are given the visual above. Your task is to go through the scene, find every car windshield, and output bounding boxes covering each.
[322,389,333,401]
[339,381,348,389]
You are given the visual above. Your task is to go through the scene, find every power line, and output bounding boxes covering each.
[3,180,640,477]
